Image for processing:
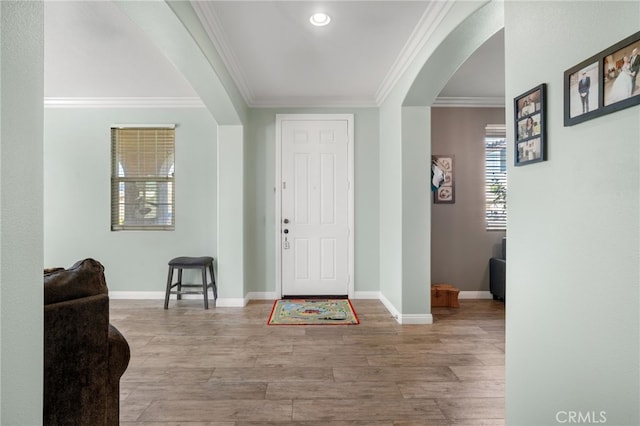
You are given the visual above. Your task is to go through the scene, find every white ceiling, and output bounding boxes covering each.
[44,1,504,107]
[44,1,198,98]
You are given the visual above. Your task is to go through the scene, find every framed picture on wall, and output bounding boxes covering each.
[432,155,454,204]
[564,58,600,126]
[514,83,547,166]
[602,32,640,110]
[564,30,640,126]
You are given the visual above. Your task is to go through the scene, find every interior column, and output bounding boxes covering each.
[401,106,432,323]
[217,125,245,304]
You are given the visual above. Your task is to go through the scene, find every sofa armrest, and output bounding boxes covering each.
[108,324,130,378]
[107,324,130,426]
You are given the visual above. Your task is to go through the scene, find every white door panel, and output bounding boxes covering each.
[280,118,351,296]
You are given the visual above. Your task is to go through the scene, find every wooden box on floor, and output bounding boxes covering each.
[431,284,460,308]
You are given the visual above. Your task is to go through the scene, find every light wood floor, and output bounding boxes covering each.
[111,298,505,425]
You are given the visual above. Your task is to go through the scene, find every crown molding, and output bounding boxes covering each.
[43,97,205,108]
[248,96,505,110]
[432,96,505,108]
[43,96,503,109]
[249,96,378,109]
[375,1,454,105]
[192,2,255,106]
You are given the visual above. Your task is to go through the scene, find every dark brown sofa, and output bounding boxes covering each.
[44,258,130,426]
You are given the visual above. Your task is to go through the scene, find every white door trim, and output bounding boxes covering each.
[275,114,354,299]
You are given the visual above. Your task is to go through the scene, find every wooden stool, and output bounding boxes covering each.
[431,283,460,308]
[164,256,217,309]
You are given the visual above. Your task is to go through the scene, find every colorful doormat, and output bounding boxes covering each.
[268,299,359,325]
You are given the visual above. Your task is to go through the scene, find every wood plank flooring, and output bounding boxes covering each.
[111,298,505,425]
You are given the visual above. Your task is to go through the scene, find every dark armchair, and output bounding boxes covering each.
[489,237,506,301]
[44,258,130,426]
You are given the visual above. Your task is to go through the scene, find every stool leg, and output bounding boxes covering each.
[176,268,183,300]
[209,261,217,300]
[164,266,174,309]
[201,266,209,309]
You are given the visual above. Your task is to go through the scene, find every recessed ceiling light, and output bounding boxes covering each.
[309,12,331,27]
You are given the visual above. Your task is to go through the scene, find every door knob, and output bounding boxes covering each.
[283,218,289,224]
[283,229,289,234]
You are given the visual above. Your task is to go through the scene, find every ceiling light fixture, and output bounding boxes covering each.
[309,12,331,27]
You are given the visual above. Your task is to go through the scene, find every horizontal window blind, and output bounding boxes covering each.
[111,127,175,231]
[485,124,507,231]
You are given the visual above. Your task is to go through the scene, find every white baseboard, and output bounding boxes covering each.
[109,289,491,319]
[245,291,278,301]
[110,291,165,299]
[400,314,434,325]
[353,291,381,299]
[377,292,400,320]
[459,291,493,299]
[215,298,248,307]
[377,292,433,324]
[109,291,246,307]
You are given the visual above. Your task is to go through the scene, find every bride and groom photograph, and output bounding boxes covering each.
[604,43,640,105]
[565,31,640,127]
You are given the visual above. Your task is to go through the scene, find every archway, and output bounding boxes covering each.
[378,1,504,322]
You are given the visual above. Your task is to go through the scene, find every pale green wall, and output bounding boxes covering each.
[378,101,404,310]
[0,1,44,424]
[245,108,380,295]
[401,106,432,317]
[504,2,639,424]
[114,1,248,302]
[44,108,218,292]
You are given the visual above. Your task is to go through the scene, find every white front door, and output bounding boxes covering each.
[277,115,353,297]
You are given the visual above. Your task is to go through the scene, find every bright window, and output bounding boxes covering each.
[485,124,507,231]
[111,126,175,231]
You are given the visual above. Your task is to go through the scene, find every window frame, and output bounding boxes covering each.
[485,124,507,231]
[110,125,176,231]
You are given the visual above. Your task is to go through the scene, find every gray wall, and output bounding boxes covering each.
[505,1,639,424]
[431,107,506,292]
[44,107,218,292]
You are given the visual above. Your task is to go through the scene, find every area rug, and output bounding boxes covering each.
[268,299,360,325]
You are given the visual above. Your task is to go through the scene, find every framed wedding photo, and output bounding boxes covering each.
[564,30,640,126]
[602,32,640,110]
[514,84,546,166]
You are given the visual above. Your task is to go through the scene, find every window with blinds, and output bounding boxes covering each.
[111,126,175,231]
[485,124,507,231]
